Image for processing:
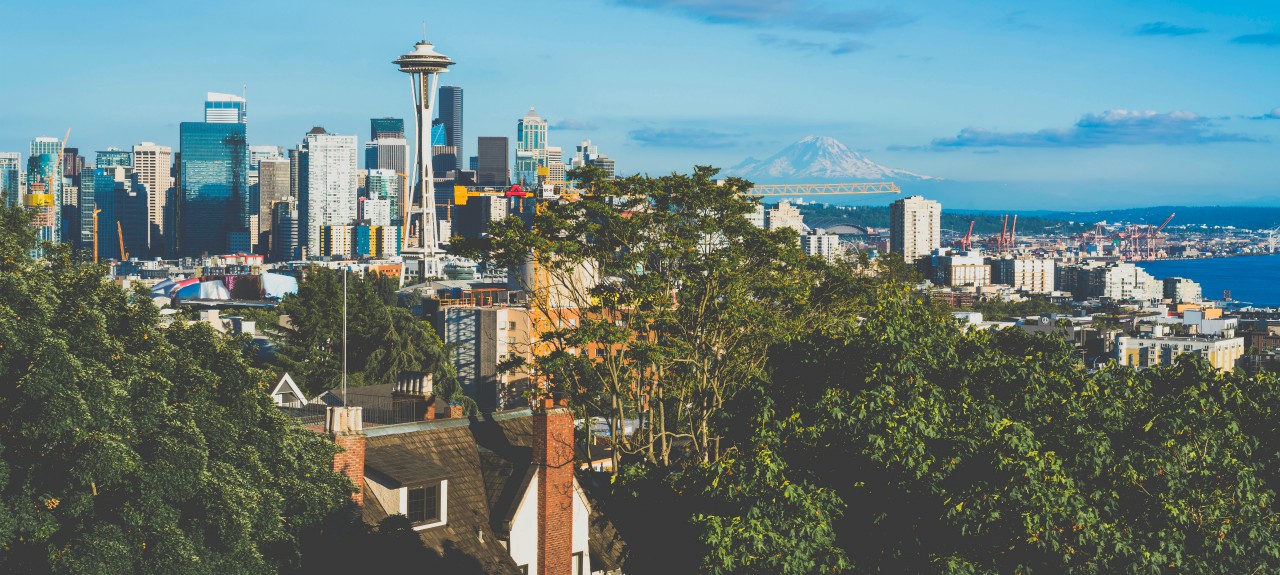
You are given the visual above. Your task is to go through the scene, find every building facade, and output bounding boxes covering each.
[438,86,463,168]
[1116,335,1244,372]
[300,129,358,258]
[1164,277,1202,303]
[801,229,840,262]
[132,142,173,256]
[890,195,940,263]
[514,108,547,186]
[205,92,247,123]
[477,137,510,187]
[990,255,1056,293]
[178,121,250,257]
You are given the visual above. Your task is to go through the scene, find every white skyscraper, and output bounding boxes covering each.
[300,128,358,258]
[890,195,941,262]
[132,142,173,254]
[514,107,548,185]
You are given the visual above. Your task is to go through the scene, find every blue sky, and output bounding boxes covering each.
[2,0,1278,209]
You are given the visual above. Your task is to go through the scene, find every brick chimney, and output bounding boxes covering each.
[325,406,365,505]
[533,397,574,575]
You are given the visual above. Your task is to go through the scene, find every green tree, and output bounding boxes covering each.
[0,206,354,573]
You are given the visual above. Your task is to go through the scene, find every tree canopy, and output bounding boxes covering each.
[0,206,354,573]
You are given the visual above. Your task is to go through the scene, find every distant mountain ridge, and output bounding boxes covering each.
[729,135,937,182]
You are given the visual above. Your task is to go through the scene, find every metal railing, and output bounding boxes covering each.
[278,392,438,427]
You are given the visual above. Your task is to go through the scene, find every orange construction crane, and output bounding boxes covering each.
[92,207,102,263]
[116,220,128,261]
[956,220,975,250]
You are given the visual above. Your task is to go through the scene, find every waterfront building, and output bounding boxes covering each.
[438,86,463,167]
[133,142,173,255]
[1164,277,1202,303]
[299,128,358,258]
[476,137,509,187]
[890,195,941,262]
[178,119,250,257]
[1116,334,1244,372]
[990,255,1056,293]
[514,108,547,186]
[205,92,247,123]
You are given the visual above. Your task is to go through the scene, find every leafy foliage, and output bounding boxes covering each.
[0,206,353,573]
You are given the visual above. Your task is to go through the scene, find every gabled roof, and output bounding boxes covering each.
[270,373,305,404]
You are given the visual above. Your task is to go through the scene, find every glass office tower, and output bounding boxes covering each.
[178,121,249,257]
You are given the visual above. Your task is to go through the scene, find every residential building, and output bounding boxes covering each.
[319,224,354,258]
[133,142,173,256]
[890,195,941,262]
[359,197,392,226]
[765,201,804,233]
[514,108,547,186]
[300,128,358,258]
[438,86,463,167]
[990,255,1055,293]
[205,92,247,123]
[353,224,401,258]
[801,228,840,262]
[1116,334,1244,372]
[476,137,510,187]
[443,306,532,411]
[1163,277,1202,303]
[316,397,623,575]
[929,249,991,287]
[178,120,250,257]
[270,200,300,262]
[546,146,565,183]
[365,168,401,225]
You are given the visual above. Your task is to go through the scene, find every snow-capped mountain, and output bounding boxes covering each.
[728,136,937,181]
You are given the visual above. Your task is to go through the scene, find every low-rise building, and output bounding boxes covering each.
[928,249,990,287]
[1115,334,1244,372]
[989,255,1055,293]
[1163,277,1202,303]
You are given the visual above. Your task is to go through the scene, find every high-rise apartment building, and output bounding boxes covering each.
[765,201,804,234]
[299,128,358,258]
[546,146,565,183]
[476,136,509,187]
[365,168,401,224]
[205,92,247,123]
[0,152,19,207]
[132,142,173,256]
[257,158,291,253]
[370,117,405,140]
[178,119,249,257]
[890,195,941,263]
[438,86,463,167]
[514,108,547,186]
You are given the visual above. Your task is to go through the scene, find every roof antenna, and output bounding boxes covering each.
[422,20,426,41]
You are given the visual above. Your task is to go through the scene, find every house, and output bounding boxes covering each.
[322,390,626,575]
[270,373,307,408]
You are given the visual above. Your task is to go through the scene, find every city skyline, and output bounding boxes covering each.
[2,0,1280,209]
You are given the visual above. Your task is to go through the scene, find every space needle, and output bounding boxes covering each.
[394,36,455,283]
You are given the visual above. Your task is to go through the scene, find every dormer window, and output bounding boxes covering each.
[407,484,440,524]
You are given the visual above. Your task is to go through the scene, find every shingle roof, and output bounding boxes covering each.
[360,410,537,575]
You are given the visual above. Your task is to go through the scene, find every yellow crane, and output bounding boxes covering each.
[741,182,901,196]
[92,207,102,263]
[116,220,128,261]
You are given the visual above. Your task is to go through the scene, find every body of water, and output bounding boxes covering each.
[1136,254,1280,307]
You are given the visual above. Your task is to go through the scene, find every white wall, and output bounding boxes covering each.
[573,480,592,575]
[509,474,539,574]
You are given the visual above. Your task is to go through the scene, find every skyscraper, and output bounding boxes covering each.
[257,158,291,252]
[62,148,85,185]
[205,92,247,123]
[93,166,129,259]
[364,137,408,175]
[514,108,547,186]
[890,195,941,262]
[438,85,463,167]
[29,137,63,203]
[178,120,249,257]
[96,148,132,168]
[270,200,300,262]
[365,168,401,225]
[0,152,19,207]
[133,142,173,255]
[27,138,63,244]
[370,117,404,140]
[299,128,358,258]
[571,139,616,178]
[546,146,565,183]
[476,137,509,187]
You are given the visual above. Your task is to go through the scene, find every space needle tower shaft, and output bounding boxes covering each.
[394,37,455,282]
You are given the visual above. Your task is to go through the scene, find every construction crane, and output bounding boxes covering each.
[983,214,1017,253]
[955,220,975,251]
[116,220,128,261]
[92,207,102,263]
[742,182,901,197]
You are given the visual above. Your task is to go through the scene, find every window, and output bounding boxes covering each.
[518,566,529,575]
[573,551,584,575]
[407,485,439,523]
[595,348,606,358]
[509,321,517,330]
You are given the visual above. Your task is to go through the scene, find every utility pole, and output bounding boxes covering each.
[342,267,348,406]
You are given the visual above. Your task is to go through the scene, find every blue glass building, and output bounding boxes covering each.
[178,122,249,257]
[96,149,132,168]
[370,117,404,140]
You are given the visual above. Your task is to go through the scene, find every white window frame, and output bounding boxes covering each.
[399,479,448,531]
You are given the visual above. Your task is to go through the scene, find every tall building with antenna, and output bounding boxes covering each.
[394,36,455,280]
[514,108,547,186]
